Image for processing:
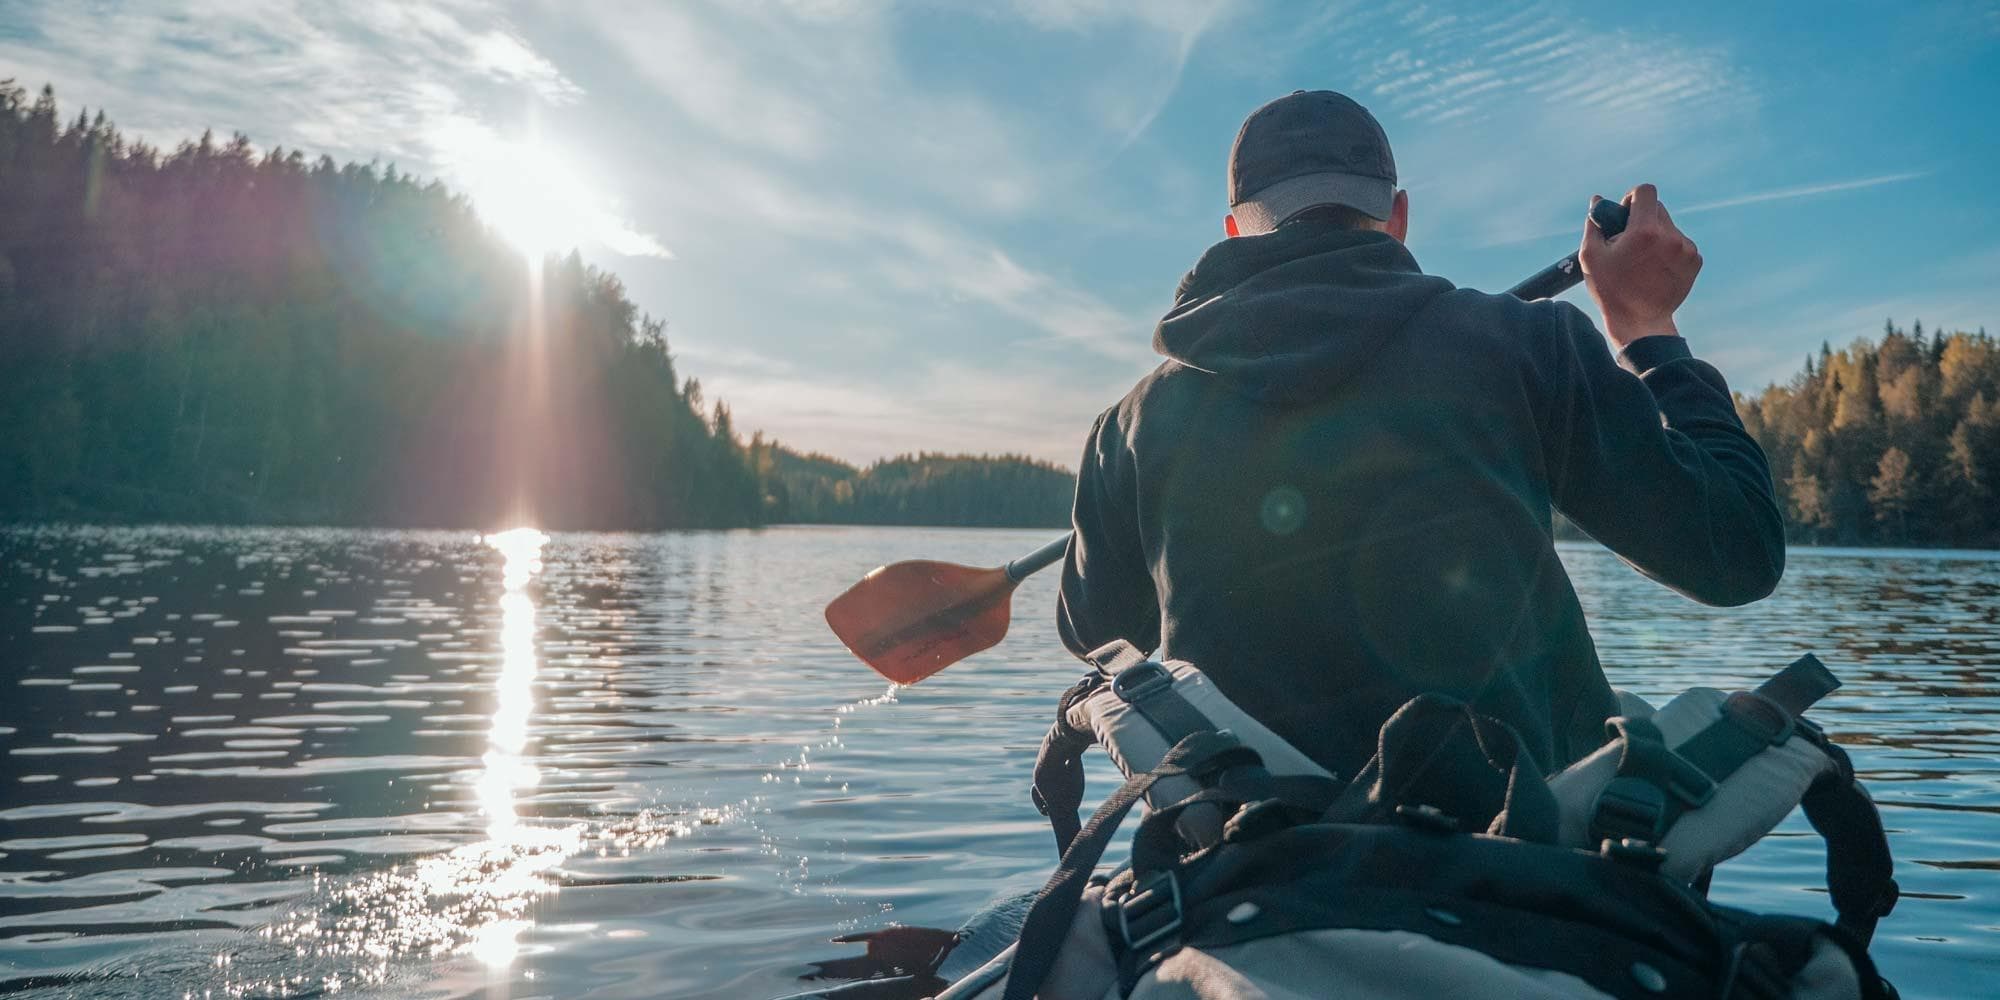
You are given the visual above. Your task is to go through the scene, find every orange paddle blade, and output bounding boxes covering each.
[824,559,1019,684]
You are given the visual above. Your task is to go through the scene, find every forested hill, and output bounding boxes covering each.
[0,81,764,528]
[1741,321,2000,548]
[0,82,1072,531]
[753,448,1075,528]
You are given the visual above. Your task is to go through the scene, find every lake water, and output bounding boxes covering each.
[1,525,1996,999]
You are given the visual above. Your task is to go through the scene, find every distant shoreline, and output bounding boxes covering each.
[5,519,1995,556]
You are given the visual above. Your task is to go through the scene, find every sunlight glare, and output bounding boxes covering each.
[434,119,668,260]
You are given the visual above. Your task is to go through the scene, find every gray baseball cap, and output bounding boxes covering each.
[1229,90,1397,234]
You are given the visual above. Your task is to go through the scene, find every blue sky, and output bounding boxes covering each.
[3,0,1996,465]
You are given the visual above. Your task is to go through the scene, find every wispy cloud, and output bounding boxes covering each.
[1336,2,1755,126]
[0,1,669,258]
[1476,170,1933,249]
[426,0,1211,459]
[1679,171,1930,214]
[1217,1,1772,255]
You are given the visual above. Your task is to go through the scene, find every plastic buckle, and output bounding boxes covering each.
[1592,776,1669,843]
[1660,753,1718,808]
[1599,836,1669,872]
[1117,871,1183,952]
[1722,691,1796,746]
[1393,803,1460,834]
[1222,798,1292,844]
[1111,661,1175,704]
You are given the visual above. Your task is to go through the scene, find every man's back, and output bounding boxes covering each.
[1057,221,1784,777]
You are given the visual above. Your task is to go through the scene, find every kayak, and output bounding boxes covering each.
[776,648,1898,1000]
[782,893,1030,1000]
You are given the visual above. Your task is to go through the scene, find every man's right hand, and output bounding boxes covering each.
[1579,183,1701,349]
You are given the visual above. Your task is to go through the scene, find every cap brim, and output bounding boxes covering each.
[1232,172,1394,235]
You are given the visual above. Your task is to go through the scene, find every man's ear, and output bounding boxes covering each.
[1224,214,1241,238]
[1386,190,1409,242]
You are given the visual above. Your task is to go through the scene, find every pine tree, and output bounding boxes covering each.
[1868,447,1913,542]
[0,82,774,529]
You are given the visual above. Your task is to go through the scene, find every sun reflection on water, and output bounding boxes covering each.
[481,527,547,842]
[250,529,579,989]
[468,527,556,969]
[216,528,729,997]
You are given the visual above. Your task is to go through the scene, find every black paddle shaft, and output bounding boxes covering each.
[1506,198,1631,300]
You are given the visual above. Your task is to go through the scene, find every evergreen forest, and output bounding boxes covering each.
[0,83,1069,530]
[755,448,1075,528]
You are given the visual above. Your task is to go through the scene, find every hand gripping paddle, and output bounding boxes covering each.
[1508,197,1630,299]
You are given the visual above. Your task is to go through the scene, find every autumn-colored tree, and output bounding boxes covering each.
[1741,319,2000,548]
[1867,447,1913,542]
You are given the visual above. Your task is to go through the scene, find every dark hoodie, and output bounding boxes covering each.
[1057,223,1785,776]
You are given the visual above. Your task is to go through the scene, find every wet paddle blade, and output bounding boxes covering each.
[824,559,1018,684]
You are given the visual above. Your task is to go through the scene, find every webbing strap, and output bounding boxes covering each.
[1591,655,1842,847]
[1002,732,1237,1000]
[1029,652,1224,858]
[1084,639,1150,676]
[1721,915,1821,1000]
[1798,737,1899,945]
[1721,911,1894,1000]
[1591,655,1899,952]
[1031,675,1104,855]
[1755,652,1841,716]
[1121,767,1342,885]
[1111,661,1215,748]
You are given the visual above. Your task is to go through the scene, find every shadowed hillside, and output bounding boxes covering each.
[753,447,1075,529]
[0,82,763,528]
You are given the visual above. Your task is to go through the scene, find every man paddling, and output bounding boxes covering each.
[1056,90,1785,777]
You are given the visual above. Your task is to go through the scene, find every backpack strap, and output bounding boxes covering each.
[1032,640,1242,856]
[1796,730,1900,945]
[1590,654,1841,846]
[1589,653,1898,947]
[1082,640,1216,749]
[1003,731,1253,1000]
[1719,912,1895,1000]
[1032,673,1105,855]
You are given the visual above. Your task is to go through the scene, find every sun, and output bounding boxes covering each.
[433,119,667,260]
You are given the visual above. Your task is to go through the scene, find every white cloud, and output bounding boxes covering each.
[465,30,580,101]
[1680,172,1931,215]
[0,1,671,262]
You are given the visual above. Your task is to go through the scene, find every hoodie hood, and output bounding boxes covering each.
[1154,224,1455,405]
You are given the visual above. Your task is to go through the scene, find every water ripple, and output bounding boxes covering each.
[1,527,1996,998]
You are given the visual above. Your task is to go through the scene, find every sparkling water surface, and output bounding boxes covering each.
[1,525,1996,998]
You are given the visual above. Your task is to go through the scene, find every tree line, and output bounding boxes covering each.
[754,446,1075,528]
[1739,320,2000,548]
[0,82,1074,530]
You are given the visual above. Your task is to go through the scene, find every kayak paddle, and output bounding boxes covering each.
[826,195,1633,683]
[1508,197,1629,299]
[824,534,1070,684]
